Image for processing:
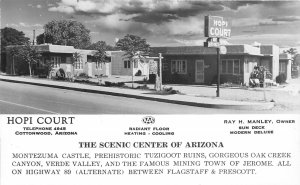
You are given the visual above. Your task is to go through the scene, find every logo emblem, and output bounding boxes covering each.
[142,116,155,124]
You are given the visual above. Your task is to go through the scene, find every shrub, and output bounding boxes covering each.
[135,70,142,76]
[162,87,181,94]
[116,82,125,87]
[148,74,156,83]
[137,84,149,90]
[78,72,89,79]
[276,73,286,84]
[56,68,65,80]
[36,68,48,78]
[104,81,113,87]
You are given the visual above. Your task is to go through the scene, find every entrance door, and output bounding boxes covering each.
[66,57,72,73]
[195,60,204,83]
[87,59,93,77]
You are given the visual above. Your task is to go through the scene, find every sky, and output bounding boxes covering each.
[1,0,300,49]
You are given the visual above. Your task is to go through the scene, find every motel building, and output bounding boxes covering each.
[4,43,291,86]
[4,44,150,78]
[5,44,110,77]
[152,44,291,86]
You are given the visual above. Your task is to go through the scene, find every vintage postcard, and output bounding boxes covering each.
[0,0,299,185]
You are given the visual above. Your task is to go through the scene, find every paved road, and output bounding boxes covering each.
[0,80,259,114]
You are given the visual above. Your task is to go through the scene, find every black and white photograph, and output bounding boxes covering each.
[1,0,300,114]
[0,1,300,185]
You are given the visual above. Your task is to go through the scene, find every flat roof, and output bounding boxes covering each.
[151,45,263,56]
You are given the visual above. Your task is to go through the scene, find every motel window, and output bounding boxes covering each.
[134,61,138,68]
[74,58,83,69]
[51,56,61,68]
[124,60,131,68]
[280,62,286,73]
[96,62,103,70]
[162,62,168,71]
[221,59,241,74]
[234,60,240,74]
[228,60,233,73]
[222,60,227,74]
[245,60,249,73]
[171,60,187,74]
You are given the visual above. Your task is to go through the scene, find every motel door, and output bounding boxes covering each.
[87,59,93,77]
[66,57,72,73]
[195,60,204,83]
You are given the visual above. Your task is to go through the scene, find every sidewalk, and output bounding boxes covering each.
[0,75,275,110]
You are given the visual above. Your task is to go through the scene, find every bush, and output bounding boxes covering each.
[56,68,65,80]
[104,81,113,87]
[117,82,125,87]
[276,73,286,84]
[161,87,181,94]
[36,68,48,78]
[135,70,142,76]
[78,72,89,79]
[149,74,156,83]
[137,84,149,90]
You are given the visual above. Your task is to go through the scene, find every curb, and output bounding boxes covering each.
[0,77,274,110]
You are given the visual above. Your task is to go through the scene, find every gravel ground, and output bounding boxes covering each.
[17,74,300,112]
[90,76,300,112]
[167,79,300,112]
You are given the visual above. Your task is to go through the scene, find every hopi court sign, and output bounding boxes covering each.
[204,15,232,39]
[204,15,231,47]
[204,15,231,97]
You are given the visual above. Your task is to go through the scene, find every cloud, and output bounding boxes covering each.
[48,5,75,14]
[48,0,265,24]
[173,38,205,46]
[230,33,300,47]
[259,22,280,26]
[45,0,300,48]
[28,3,43,8]
[271,16,300,22]
[220,1,261,10]
[129,12,178,24]
[8,22,43,28]
[242,30,257,33]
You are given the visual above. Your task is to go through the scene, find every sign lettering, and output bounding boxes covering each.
[204,16,232,38]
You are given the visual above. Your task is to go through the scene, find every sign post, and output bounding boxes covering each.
[216,47,220,97]
[204,15,231,97]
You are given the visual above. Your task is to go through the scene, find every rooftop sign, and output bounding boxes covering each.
[204,16,232,39]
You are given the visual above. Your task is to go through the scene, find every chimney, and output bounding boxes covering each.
[32,30,36,45]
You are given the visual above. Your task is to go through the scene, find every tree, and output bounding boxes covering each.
[16,43,42,76]
[91,42,109,83]
[36,33,54,45]
[72,51,82,75]
[284,48,298,65]
[116,34,150,58]
[43,20,91,49]
[8,47,20,75]
[1,27,30,51]
[116,34,150,88]
[87,41,116,51]
[1,27,30,72]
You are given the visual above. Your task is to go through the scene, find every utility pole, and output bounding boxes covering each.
[159,53,162,91]
[216,47,220,97]
[33,30,36,45]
